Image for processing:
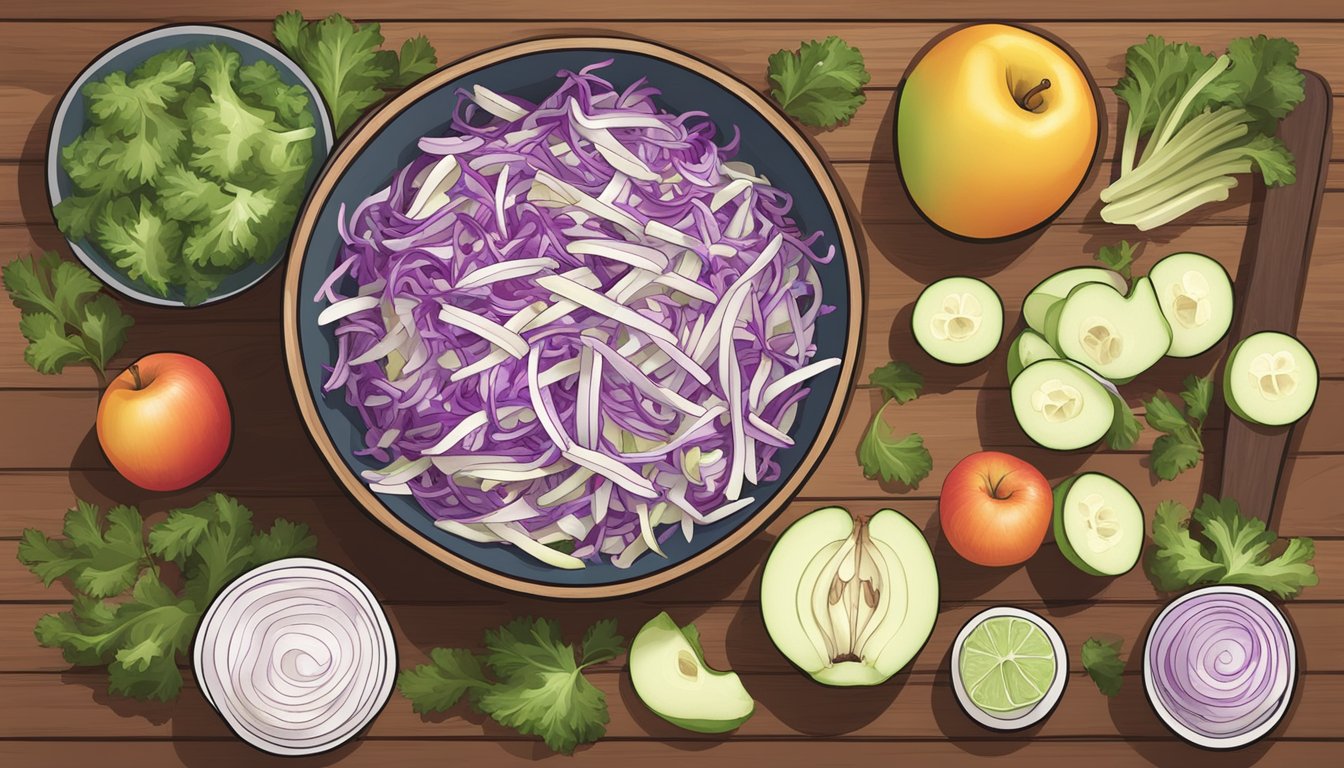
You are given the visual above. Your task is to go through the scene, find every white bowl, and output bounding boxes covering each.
[1143,585,1297,749]
[950,605,1068,730]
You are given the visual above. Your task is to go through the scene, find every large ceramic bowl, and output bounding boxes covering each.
[48,24,334,306]
[283,37,862,597]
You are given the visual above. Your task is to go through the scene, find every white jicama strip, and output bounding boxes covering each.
[536,274,678,345]
[612,535,649,569]
[568,102,660,181]
[591,480,612,526]
[375,429,401,450]
[538,468,594,507]
[369,482,412,495]
[702,497,757,523]
[644,220,700,249]
[192,558,396,757]
[429,454,515,474]
[471,85,528,121]
[421,411,489,455]
[475,498,541,524]
[363,456,431,485]
[618,404,727,460]
[349,327,407,366]
[576,345,602,449]
[725,350,747,501]
[530,171,642,233]
[528,348,572,450]
[564,445,658,498]
[748,357,773,410]
[405,155,461,219]
[485,523,586,569]
[759,357,843,409]
[635,503,668,558]
[582,337,706,417]
[539,356,581,387]
[653,272,716,303]
[710,178,753,211]
[556,514,592,541]
[433,519,501,543]
[496,404,536,430]
[566,239,669,272]
[725,191,754,239]
[568,104,678,135]
[691,234,783,362]
[743,427,758,484]
[722,160,769,184]
[318,295,379,326]
[462,461,571,484]
[450,302,548,382]
[438,303,529,358]
[748,412,795,446]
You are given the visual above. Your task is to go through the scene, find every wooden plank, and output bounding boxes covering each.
[0,665,1340,740]
[5,0,1344,22]
[5,599,1344,674]
[2,739,1339,768]
[1214,73,1332,523]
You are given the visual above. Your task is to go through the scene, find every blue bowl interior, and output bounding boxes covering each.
[51,28,331,306]
[296,48,851,588]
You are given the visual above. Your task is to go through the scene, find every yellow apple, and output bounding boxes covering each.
[896,24,1099,240]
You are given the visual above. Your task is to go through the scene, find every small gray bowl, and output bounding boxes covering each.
[47,24,334,307]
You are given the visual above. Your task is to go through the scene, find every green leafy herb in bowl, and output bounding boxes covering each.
[48,25,334,306]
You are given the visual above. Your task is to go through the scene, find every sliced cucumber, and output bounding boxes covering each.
[1052,473,1143,576]
[1148,252,1234,358]
[1006,330,1059,382]
[912,277,1003,365]
[1223,332,1319,426]
[1022,267,1129,334]
[1011,359,1116,450]
[1045,276,1171,383]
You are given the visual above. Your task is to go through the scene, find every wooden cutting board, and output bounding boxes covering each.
[1210,71,1333,524]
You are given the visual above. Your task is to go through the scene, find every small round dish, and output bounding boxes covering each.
[950,606,1068,731]
[47,24,334,307]
[1144,585,1297,750]
[283,37,862,598]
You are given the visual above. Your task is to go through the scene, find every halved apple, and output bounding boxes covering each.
[761,507,938,686]
[629,612,755,733]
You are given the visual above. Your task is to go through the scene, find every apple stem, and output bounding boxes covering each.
[1019,78,1051,111]
[129,364,143,391]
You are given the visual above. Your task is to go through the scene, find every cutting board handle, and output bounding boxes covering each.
[1206,71,1332,523]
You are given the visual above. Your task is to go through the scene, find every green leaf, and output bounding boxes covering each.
[95,199,183,297]
[868,361,923,405]
[3,252,63,318]
[1145,499,1224,592]
[1105,399,1143,451]
[768,36,870,129]
[579,619,624,666]
[248,519,318,566]
[1194,495,1318,598]
[78,295,134,370]
[179,494,257,607]
[237,59,313,129]
[1095,240,1138,283]
[398,648,491,713]
[1180,375,1213,423]
[18,313,88,374]
[1143,392,1189,434]
[272,10,306,53]
[72,504,150,598]
[393,36,438,88]
[1219,36,1306,134]
[17,528,84,586]
[147,507,215,562]
[1240,133,1297,186]
[1114,35,1217,134]
[478,667,608,755]
[1081,637,1126,697]
[485,617,571,679]
[1150,433,1202,481]
[858,411,931,487]
[108,653,184,701]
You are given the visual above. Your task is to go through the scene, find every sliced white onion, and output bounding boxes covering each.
[193,558,396,757]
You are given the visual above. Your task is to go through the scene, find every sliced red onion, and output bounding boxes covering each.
[193,558,396,756]
[1144,585,1295,749]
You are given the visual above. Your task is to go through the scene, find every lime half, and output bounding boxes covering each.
[958,615,1057,713]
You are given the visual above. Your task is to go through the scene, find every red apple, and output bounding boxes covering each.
[97,353,231,491]
[939,451,1052,566]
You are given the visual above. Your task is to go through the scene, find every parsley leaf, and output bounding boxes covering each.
[1105,397,1143,450]
[3,253,133,384]
[401,618,625,754]
[1082,637,1126,697]
[273,11,439,135]
[16,495,317,701]
[858,410,932,488]
[869,361,924,405]
[1144,495,1317,598]
[767,36,870,129]
[1094,240,1139,284]
[1144,375,1210,481]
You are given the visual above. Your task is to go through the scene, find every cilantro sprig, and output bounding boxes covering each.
[2,252,133,387]
[1144,375,1212,481]
[1094,240,1140,286]
[274,11,438,135]
[858,361,932,487]
[17,494,316,700]
[768,36,870,129]
[399,617,625,754]
[1082,636,1126,697]
[1145,494,1317,598]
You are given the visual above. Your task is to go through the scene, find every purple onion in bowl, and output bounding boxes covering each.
[1144,585,1296,749]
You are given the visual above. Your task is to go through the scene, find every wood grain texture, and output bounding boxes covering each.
[1,5,1343,766]
[1213,73,1333,523]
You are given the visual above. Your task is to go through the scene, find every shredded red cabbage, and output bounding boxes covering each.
[316,61,837,568]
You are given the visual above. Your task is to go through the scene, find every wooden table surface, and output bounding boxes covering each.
[2,2,1342,766]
